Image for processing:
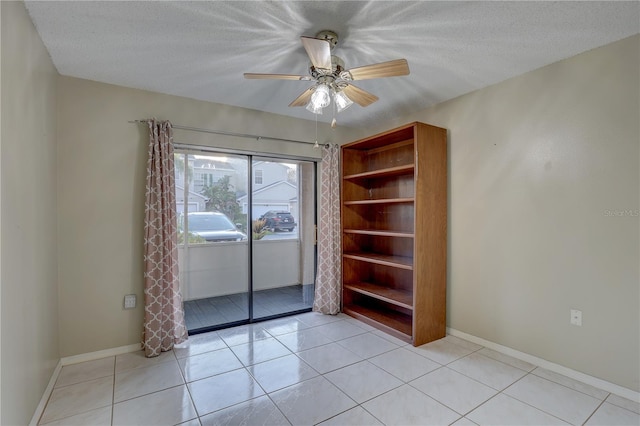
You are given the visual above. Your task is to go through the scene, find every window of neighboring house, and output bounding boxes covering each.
[255,169,263,185]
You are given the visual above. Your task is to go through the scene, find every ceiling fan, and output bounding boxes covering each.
[244,30,410,117]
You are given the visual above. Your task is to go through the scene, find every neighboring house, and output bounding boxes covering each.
[237,180,298,220]
[174,185,208,213]
[191,157,237,194]
[237,161,298,220]
[175,158,298,218]
[174,156,238,197]
[252,161,289,189]
[175,155,241,213]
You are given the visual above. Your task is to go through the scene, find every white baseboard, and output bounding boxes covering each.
[61,343,141,366]
[31,343,142,425]
[447,327,640,403]
[29,360,62,426]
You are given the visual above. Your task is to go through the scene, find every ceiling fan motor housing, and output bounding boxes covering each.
[309,55,350,87]
[315,30,339,50]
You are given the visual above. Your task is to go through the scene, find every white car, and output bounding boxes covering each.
[186,212,246,242]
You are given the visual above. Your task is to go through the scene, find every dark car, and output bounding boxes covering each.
[260,210,297,232]
[187,212,247,242]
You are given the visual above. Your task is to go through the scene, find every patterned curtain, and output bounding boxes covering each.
[313,144,342,314]
[143,119,188,357]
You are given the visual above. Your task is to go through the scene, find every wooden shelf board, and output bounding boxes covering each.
[343,229,414,238]
[343,198,414,205]
[343,252,413,270]
[343,304,412,339]
[344,282,413,310]
[343,164,414,180]
[343,128,415,150]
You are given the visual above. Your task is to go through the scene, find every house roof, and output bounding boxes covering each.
[192,158,234,170]
[175,185,208,201]
[237,181,297,202]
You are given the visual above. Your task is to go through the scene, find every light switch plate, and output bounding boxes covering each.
[570,309,582,326]
[124,294,137,309]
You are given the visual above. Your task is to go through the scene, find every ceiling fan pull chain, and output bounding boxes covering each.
[331,98,337,128]
[313,113,320,149]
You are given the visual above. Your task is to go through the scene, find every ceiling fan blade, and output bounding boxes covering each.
[342,84,379,107]
[347,59,410,80]
[289,87,315,107]
[244,73,311,81]
[301,36,332,70]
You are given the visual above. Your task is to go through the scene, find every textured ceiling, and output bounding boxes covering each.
[25,1,639,128]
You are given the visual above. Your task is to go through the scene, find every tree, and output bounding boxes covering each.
[201,175,242,222]
[174,153,193,184]
[287,165,298,185]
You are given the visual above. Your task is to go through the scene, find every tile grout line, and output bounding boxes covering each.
[581,398,608,426]
[43,322,405,423]
[247,359,296,426]
[496,388,578,425]
[37,369,115,425]
[172,349,200,424]
[318,340,452,425]
[400,341,563,422]
[529,368,614,401]
[497,371,596,425]
[192,330,293,420]
[257,325,402,424]
[440,349,588,424]
[110,356,115,426]
[603,396,640,415]
[463,391,503,423]
[447,328,639,402]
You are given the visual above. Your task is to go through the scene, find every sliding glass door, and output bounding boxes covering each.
[175,153,250,331]
[251,158,316,320]
[175,150,316,333]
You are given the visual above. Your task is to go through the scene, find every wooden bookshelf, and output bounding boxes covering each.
[341,122,447,346]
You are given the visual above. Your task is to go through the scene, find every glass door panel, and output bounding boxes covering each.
[251,159,316,320]
[176,152,250,331]
[177,150,316,333]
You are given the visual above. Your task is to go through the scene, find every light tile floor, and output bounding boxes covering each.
[39,313,640,425]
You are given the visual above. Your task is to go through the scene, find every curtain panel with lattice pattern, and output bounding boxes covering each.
[313,144,341,314]
[143,119,188,357]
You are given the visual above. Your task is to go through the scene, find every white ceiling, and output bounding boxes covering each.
[25,1,639,128]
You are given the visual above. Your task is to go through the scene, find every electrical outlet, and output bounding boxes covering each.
[124,294,137,309]
[570,309,582,326]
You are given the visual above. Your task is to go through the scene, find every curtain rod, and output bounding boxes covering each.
[129,119,326,147]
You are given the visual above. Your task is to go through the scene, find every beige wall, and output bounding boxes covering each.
[1,1,60,424]
[56,76,361,357]
[373,35,640,392]
[2,7,637,425]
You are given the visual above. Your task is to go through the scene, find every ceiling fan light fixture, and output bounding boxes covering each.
[334,90,353,112]
[310,84,331,109]
[306,101,324,114]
